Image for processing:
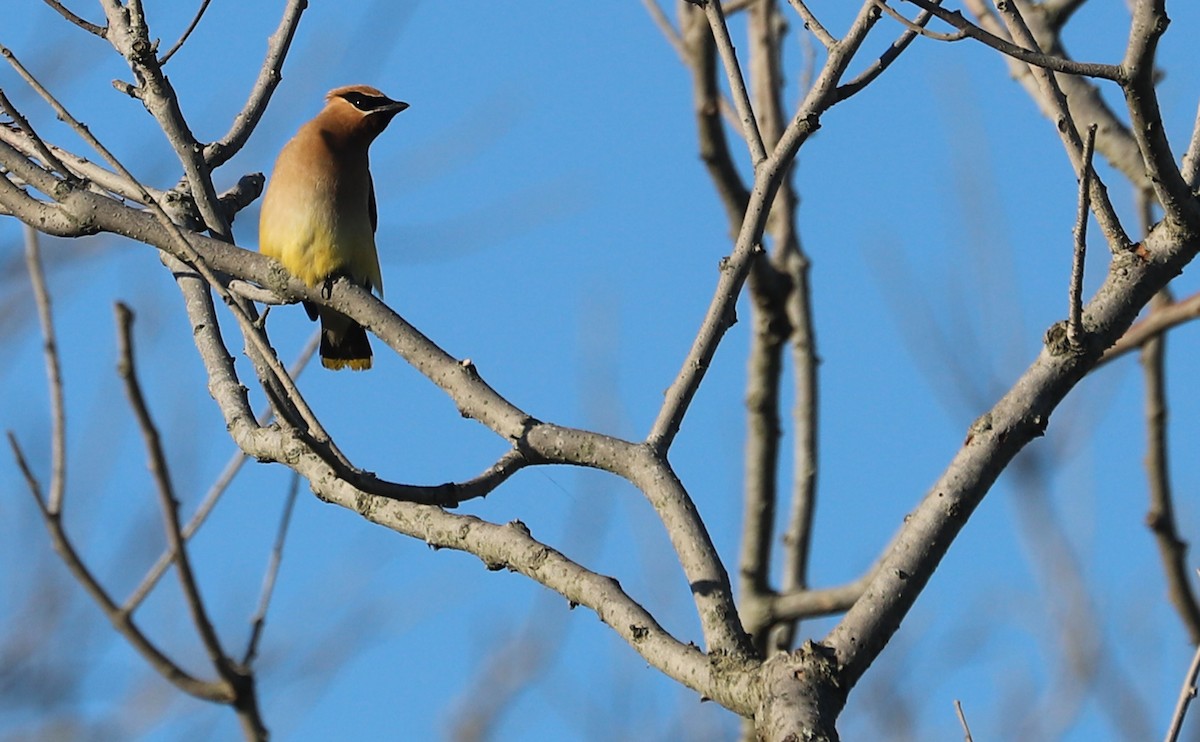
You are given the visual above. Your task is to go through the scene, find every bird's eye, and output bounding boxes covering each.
[344,92,370,110]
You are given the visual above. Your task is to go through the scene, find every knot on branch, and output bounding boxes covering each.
[1043,320,1072,356]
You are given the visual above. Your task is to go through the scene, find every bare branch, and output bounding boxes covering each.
[770,575,870,622]
[1166,607,1200,742]
[23,225,66,515]
[115,304,228,664]
[41,0,106,36]
[825,208,1200,692]
[0,124,158,204]
[1099,291,1200,364]
[0,91,72,182]
[642,0,687,59]
[314,474,759,714]
[1120,0,1200,228]
[876,1,963,42]
[955,699,975,742]
[95,2,232,241]
[7,433,231,702]
[153,239,751,656]
[157,0,212,65]
[124,331,319,614]
[0,44,355,480]
[899,0,1124,81]
[838,3,938,102]
[1182,98,1200,190]
[243,472,300,666]
[1041,0,1091,29]
[649,0,882,453]
[701,0,768,164]
[0,135,69,196]
[990,0,1130,252]
[786,0,836,48]
[680,4,750,225]
[115,301,269,739]
[1067,124,1097,350]
[0,174,87,236]
[961,0,1150,192]
[1140,296,1200,645]
[204,0,307,168]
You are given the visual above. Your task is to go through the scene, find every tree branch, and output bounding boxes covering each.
[899,0,1123,80]
[825,212,1200,693]
[1166,615,1200,742]
[1067,124,1096,350]
[680,3,750,226]
[1098,290,1200,364]
[837,2,940,101]
[242,471,299,666]
[6,435,231,702]
[98,1,233,240]
[1119,0,1200,229]
[124,331,319,614]
[990,0,1130,252]
[157,0,212,65]
[649,0,883,454]
[41,0,106,36]
[22,225,67,514]
[785,0,835,48]
[204,0,307,168]
[115,305,229,669]
[1140,295,1200,645]
[701,0,768,165]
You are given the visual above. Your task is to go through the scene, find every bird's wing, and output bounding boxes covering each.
[368,176,378,233]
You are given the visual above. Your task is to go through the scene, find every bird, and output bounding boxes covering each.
[259,84,409,370]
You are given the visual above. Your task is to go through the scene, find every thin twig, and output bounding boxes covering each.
[838,3,937,100]
[1068,124,1097,350]
[1099,291,1200,365]
[158,0,212,65]
[124,330,320,614]
[1140,294,1200,644]
[243,471,300,665]
[900,0,1124,81]
[1119,0,1199,228]
[787,0,836,48]
[99,2,233,242]
[1041,0,1091,29]
[0,91,72,181]
[116,303,232,671]
[0,124,156,203]
[23,224,66,515]
[989,0,1130,251]
[680,3,750,226]
[7,432,230,701]
[702,0,768,165]
[649,1,882,453]
[41,0,106,36]
[955,699,974,742]
[1182,98,1200,191]
[641,0,687,59]
[770,571,873,622]
[204,0,306,168]
[877,1,964,42]
[1165,585,1200,742]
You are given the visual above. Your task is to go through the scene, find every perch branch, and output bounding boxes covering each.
[1067,124,1096,350]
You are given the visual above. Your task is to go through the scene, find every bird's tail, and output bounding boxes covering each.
[319,311,373,371]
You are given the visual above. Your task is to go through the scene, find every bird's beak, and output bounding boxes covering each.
[385,100,410,114]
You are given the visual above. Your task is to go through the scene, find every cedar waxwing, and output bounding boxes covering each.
[259,84,409,370]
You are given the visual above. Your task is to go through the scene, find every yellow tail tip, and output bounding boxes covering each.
[322,357,372,371]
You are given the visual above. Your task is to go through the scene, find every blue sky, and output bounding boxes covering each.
[5,1,1200,740]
